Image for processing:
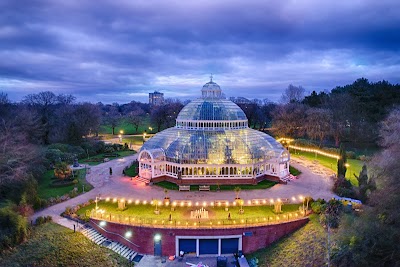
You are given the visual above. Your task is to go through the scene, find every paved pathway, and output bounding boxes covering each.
[31,153,335,228]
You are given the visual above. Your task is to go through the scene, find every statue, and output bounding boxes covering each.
[73,158,79,167]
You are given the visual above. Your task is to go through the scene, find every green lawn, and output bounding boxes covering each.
[289,165,302,176]
[77,200,301,224]
[100,116,153,135]
[290,149,364,186]
[125,164,138,177]
[154,180,277,191]
[0,223,129,267]
[79,150,136,166]
[248,214,327,267]
[37,169,93,199]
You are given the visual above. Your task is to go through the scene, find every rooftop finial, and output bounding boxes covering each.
[210,73,213,82]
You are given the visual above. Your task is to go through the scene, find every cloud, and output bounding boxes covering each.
[0,0,399,103]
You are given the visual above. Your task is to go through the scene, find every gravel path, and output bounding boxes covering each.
[31,154,335,228]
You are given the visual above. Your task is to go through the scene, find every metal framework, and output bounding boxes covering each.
[138,79,290,183]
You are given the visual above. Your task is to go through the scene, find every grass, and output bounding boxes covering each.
[248,214,327,267]
[77,200,301,222]
[37,169,93,200]
[100,117,153,135]
[0,222,129,267]
[125,164,138,177]
[154,180,277,191]
[79,150,136,166]
[289,165,302,176]
[290,149,363,186]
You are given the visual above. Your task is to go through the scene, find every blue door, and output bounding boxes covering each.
[154,239,162,256]
[199,239,218,255]
[179,239,196,254]
[221,238,239,254]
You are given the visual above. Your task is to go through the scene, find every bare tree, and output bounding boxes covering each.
[280,84,305,103]
[305,108,333,146]
[23,91,58,144]
[126,107,145,133]
[271,103,307,138]
[103,106,121,135]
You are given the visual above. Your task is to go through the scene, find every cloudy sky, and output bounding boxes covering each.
[1,0,399,103]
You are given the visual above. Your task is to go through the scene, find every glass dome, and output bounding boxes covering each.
[140,127,286,165]
[177,98,247,121]
[138,77,290,182]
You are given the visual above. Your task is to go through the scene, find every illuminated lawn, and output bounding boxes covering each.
[290,150,363,186]
[77,200,301,223]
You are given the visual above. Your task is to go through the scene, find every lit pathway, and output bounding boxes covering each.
[31,153,335,228]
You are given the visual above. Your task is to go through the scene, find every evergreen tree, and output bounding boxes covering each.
[355,164,375,203]
[337,143,347,177]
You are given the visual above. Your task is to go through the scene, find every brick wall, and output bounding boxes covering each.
[150,175,284,185]
[90,218,308,256]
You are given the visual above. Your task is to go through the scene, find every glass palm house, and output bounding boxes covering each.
[138,78,290,185]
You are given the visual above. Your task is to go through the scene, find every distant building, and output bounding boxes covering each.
[149,91,164,105]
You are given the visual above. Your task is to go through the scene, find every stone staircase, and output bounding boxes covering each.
[81,225,139,262]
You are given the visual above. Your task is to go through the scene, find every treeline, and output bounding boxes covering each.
[251,78,400,148]
[103,98,183,134]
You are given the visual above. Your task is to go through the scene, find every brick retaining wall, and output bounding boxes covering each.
[90,217,308,256]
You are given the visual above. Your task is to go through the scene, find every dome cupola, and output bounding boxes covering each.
[201,74,222,98]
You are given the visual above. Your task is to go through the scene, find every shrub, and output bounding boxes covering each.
[358,155,367,161]
[311,202,325,214]
[346,151,356,159]
[64,206,72,215]
[104,146,115,153]
[35,216,53,225]
[0,206,28,249]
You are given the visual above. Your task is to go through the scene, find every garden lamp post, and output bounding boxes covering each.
[299,195,305,215]
[95,195,101,210]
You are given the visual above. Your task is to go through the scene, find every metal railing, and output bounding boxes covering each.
[89,219,140,248]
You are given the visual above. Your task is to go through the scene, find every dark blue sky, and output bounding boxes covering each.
[1,0,399,103]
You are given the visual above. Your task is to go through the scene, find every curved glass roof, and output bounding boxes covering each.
[140,78,288,165]
[141,127,285,164]
[177,98,247,121]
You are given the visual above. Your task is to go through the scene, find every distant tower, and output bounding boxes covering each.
[149,91,164,105]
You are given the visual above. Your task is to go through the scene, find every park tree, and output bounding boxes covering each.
[280,84,305,103]
[23,91,58,144]
[305,108,333,146]
[337,143,347,177]
[103,105,121,135]
[271,103,307,138]
[237,101,261,129]
[126,107,145,133]
[355,164,375,203]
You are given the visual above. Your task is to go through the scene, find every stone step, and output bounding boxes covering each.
[81,225,137,262]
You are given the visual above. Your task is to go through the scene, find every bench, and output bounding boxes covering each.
[199,185,210,191]
[179,185,190,191]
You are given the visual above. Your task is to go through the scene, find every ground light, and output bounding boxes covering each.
[125,231,132,238]
[154,234,161,241]
[99,221,106,227]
